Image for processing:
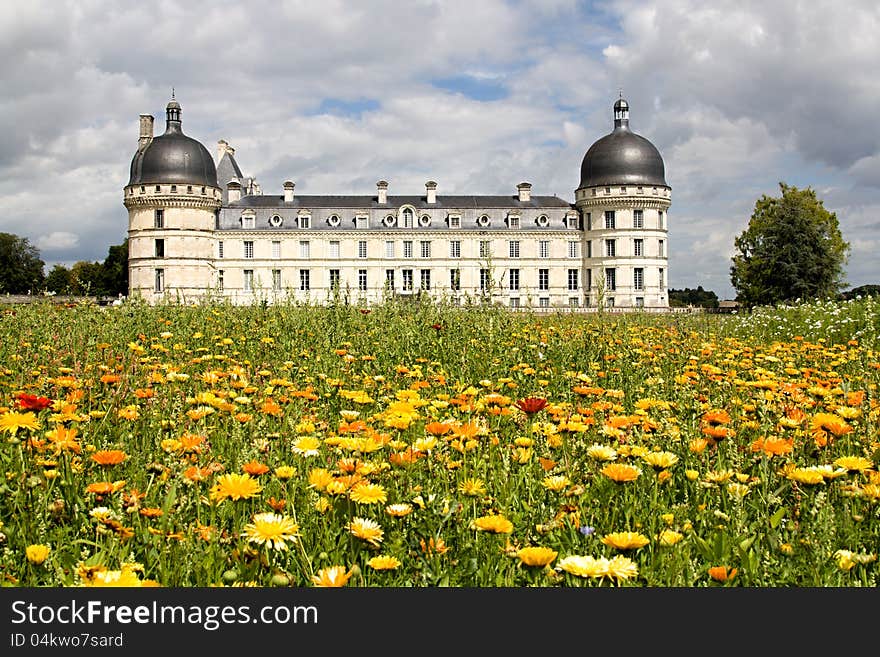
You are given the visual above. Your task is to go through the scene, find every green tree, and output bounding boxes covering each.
[730,183,850,308]
[69,261,105,296]
[101,238,128,296]
[669,286,719,308]
[45,264,72,293]
[0,232,45,294]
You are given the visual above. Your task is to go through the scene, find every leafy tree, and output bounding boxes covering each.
[730,183,850,308]
[669,286,719,308]
[0,232,45,294]
[839,284,880,300]
[101,238,128,296]
[45,264,73,293]
[69,261,105,296]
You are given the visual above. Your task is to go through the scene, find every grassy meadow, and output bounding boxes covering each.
[1,295,878,587]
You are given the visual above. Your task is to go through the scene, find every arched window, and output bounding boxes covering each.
[403,209,413,228]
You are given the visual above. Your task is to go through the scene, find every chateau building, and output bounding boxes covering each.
[124,95,670,308]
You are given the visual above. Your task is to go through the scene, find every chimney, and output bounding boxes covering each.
[217,140,229,161]
[426,180,437,204]
[283,181,295,203]
[377,180,388,204]
[517,182,532,203]
[138,114,154,149]
[227,180,241,203]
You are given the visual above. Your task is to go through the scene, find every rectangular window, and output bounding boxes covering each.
[449,215,461,228]
[607,297,615,307]
[299,269,310,291]
[154,209,164,228]
[385,269,395,290]
[480,268,490,292]
[272,240,281,259]
[299,240,309,259]
[420,269,431,290]
[586,213,592,231]
[539,297,549,308]
[358,240,367,258]
[449,240,461,258]
[509,241,520,258]
[358,269,367,291]
[450,269,461,291]
[659,239,665,257]
[633,210,644,229]
[508,215,520,229]
[658,211,665,229]
[329,269,340,290]
[218,241,224,259]
[634,267,644,291]
[509,269,519,291]
[509,297,520,308]
[217,270,224,291]
[635,296,644,307]
[244,241,254,259]
[586,268,592,292]
[299,215,311,229]
[659,267,665,289]
[538,268,549,291]
[569,297,580,308]
[385,241,395,259]
[568,241,579,258]
[567,215,579,229]
[568,269,579,291]
[273,269,282,291]
[538,240,549,258]
[402,269,413,291]
[154,268,164,293]
[479,240,491,258]
[403,241,413,258]
[154,239,164,258]
[242,215,255,229]
[420,241,431,258]
[355,215,368,229]
[606,239,616,257]
[606,268,616,291]
[243,270,253,292]
[586,240,592,258]
[604,211,616,229]
[634,238,643,257]
[329,241,340,259]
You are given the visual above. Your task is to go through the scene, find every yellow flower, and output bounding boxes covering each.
[658,529,684,546]
[786,467,825,485]
[834,549,876,571]
[473,514,514,534]
[385,503,413,518]
[312,565,352,587]
[542,475,570,491]
[0,411,41,435]
[557,555,609,578]
[275,465,296,480]
[601,463,642,483]
[601,531,650,550]
[26,544,51,565]
[209,473,263,502]
[586,444,617,461]
[242,513,299,550]
[641,451,679,469]
[367,555,402,571]
[350,482,387,505]
[458,478,487,497]
[727,482,751,499]
[349,517,384,546]
[80,562,158,587]
[516,546,558,567]
[307,468,334,491]
[833,456,873,473]
[292,435,322,457]
[606,555,639,581]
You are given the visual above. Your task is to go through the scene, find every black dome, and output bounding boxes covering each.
[128,99,218,188]
[579,98,666,189]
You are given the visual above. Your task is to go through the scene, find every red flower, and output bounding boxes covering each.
[359,309,371,315]
[15,393,53,411]
[431,323,443,331]
[515,397,548,415]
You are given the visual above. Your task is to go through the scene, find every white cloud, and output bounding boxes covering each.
[35,231,79,252]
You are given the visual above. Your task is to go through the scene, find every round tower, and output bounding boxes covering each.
[575,95,671,308]
[123,94,221,302]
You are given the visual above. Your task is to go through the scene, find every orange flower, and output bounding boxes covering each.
[86,481,122,495]
[179,433,206,453]
[15,393,53,411]
[601,463,641,483]
[702,409,731,425]
[708,565,738,582]
[260,399,283,417]
[389,447,423,467]
[182,466,212,482]
[419,537,450,554]
[46,425,82,454]
[451,422,480,440]
[91,450,127,466]
[139,508,164,518]
[242,460,270,476]
[702,424,735,441]
[810,413,852,448]
[424,421,453,436]
[750,436,794,456]
[515,397,548,415]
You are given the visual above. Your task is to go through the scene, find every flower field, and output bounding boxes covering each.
[1,296,878,587]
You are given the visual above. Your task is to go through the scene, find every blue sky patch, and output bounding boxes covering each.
[312,98,381,118]
[431,75,509,101]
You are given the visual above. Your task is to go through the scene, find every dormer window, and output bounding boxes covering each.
[383,214,396,227]
[508,215,520,229]
[170,185,177,194]
[269,214,283,228]
[566,215,579,229]
[402,208,413,228]
[355,215,369,229]
[155,185,161,193]
[476,214,490,228]
[448,214,461,228]
[419,214,431,227]
[297,214,311,229]
[187,185,193,194]
[327,214,341,227]
[536,214,549,227]
[241,214,255,229]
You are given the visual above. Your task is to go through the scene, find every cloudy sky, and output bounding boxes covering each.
[2,0,878,300]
